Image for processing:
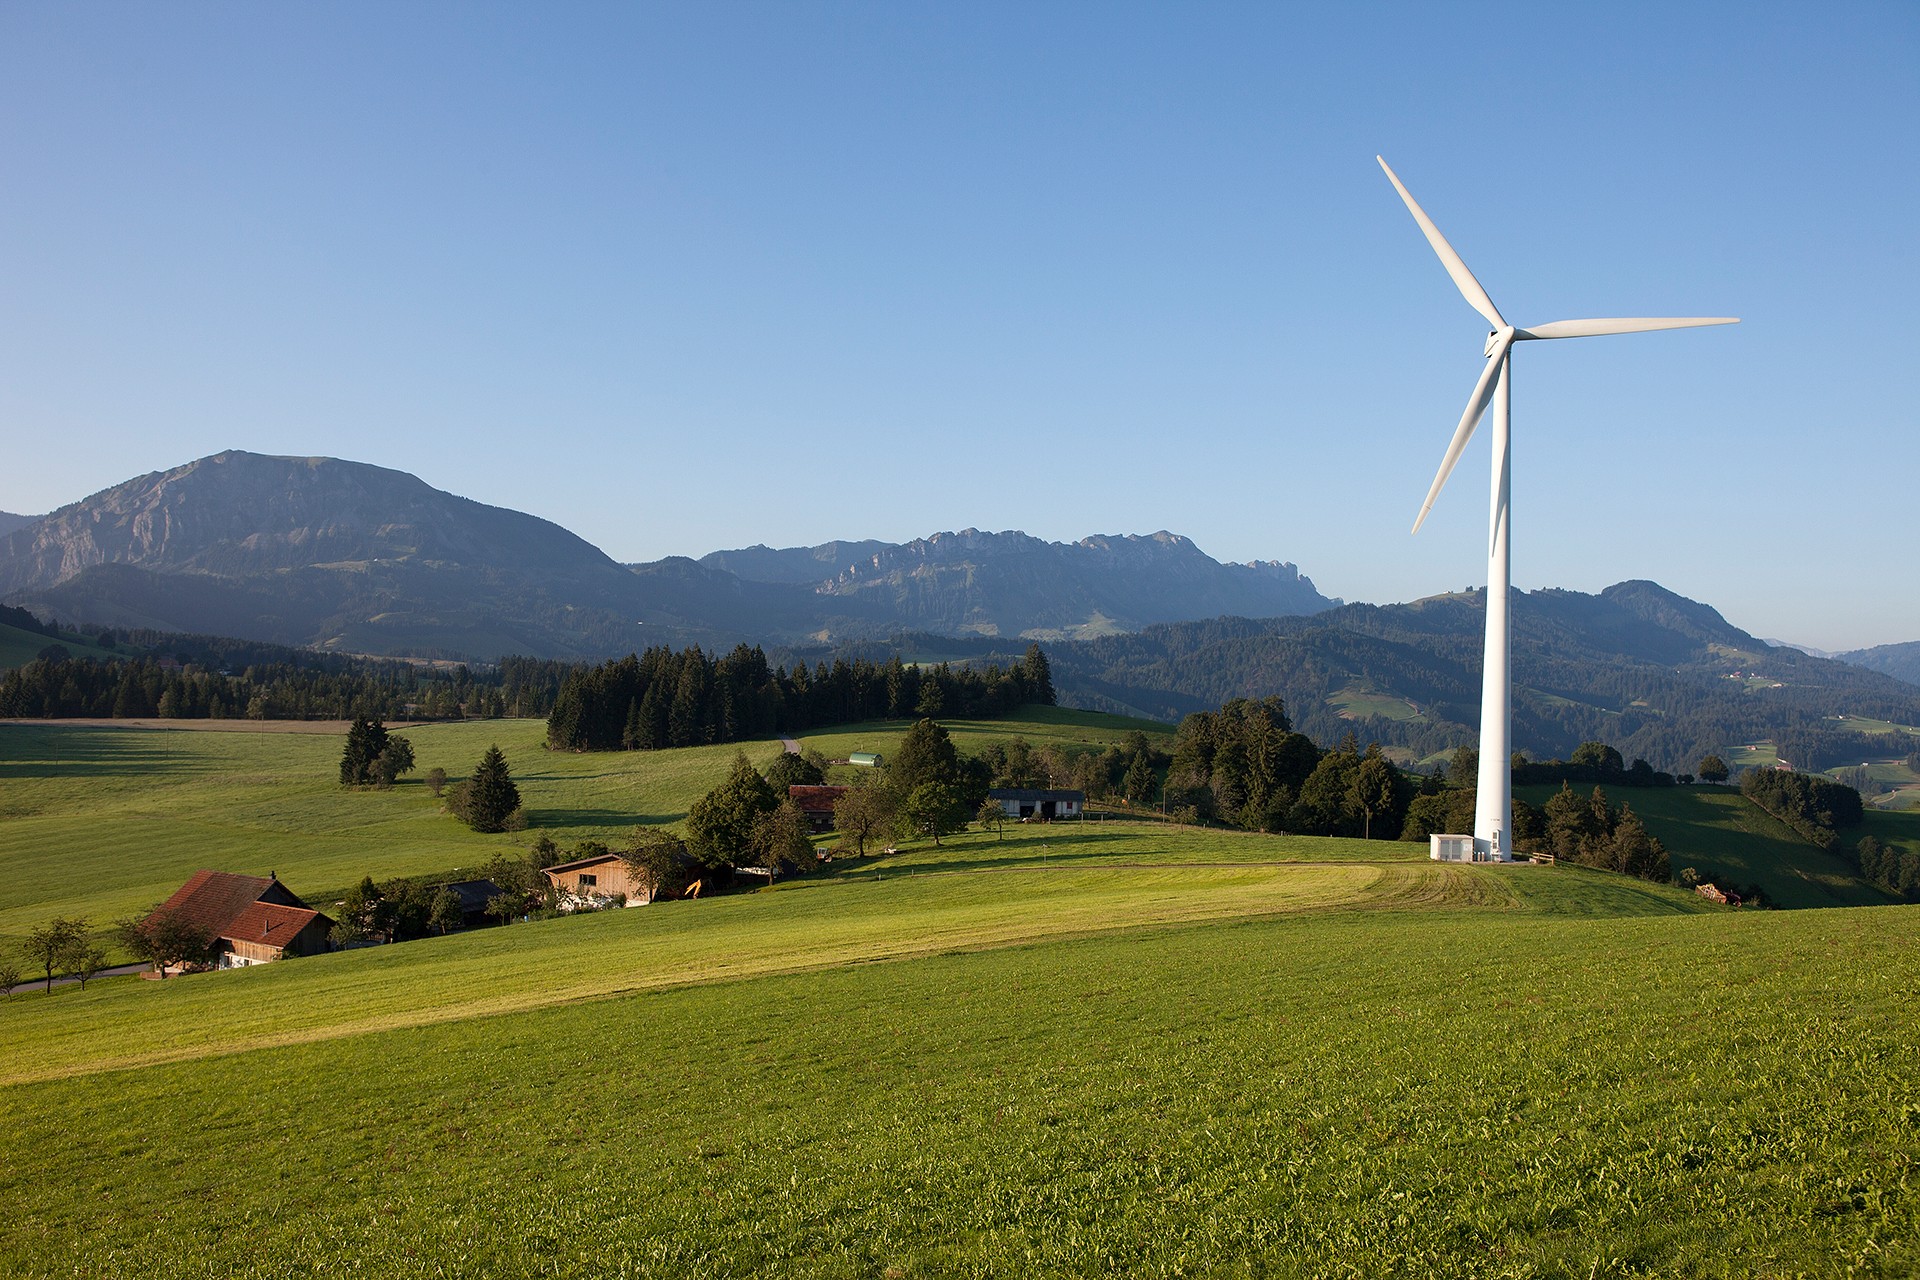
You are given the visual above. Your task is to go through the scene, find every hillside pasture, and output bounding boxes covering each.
[1327,682,1424,722]
[0,622,117,669]
[799,705,1172,771]
[1519,783,1889,909]
[0,720,784,955]
[0,822,1536,1086]
[0,890,1909,1277]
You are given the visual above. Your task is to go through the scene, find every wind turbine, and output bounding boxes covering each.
[1377,156,1736,861]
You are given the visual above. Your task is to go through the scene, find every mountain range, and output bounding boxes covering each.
[3,450,1914,774]
[0,451,1335,657]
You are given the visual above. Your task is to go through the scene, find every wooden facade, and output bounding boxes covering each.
[543,852,657,907]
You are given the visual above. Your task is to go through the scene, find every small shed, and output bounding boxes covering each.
[1429,834,1476,862]
[988,789,1085,821]
[848,752,883,768]
[433,878,507,927]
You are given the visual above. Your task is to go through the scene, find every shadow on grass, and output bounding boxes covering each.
[0,727,183,781]
[523,809,690,834]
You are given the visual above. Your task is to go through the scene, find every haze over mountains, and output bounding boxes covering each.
[3,450,1915,774]
[0,452,1335,657]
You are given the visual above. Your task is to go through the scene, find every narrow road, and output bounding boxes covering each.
[779,736,802,754]
[14,962,147,994]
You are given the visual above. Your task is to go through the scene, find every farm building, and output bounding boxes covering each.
[147,870,335,970]
[848,752,883,768]
[987,788,1085,820]
[788,784,848,832]
[543,851,665,908]
[432,878,506,927]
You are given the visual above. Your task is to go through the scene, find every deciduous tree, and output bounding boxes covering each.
[900,782,968,846]
[117,909,216,979]
[25,917,88,992]
[751,800,815,881]
[686,752,780,865]
[833,781,895,856]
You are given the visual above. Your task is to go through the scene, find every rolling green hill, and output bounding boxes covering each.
[0,832,1913,1277]
[0,620,115,669]
[1517,782,1892,909]
[2,713,1917,1275]
[0,711,1170,956]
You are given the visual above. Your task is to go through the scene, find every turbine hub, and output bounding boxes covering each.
[1483,326,1513,358]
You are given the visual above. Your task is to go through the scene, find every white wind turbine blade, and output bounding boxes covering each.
[1517,316,1740,340]
[1412,328,1516,534]
[1377,156,1506,330]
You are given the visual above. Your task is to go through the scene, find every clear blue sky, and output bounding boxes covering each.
[2,3,1914,650]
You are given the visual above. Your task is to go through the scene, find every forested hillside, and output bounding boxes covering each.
[1043,582,1920,773]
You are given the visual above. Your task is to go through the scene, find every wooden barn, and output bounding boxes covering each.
[544,851,664,908]
[147,870,334,971]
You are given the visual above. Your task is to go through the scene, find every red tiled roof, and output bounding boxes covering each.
[788,785,847,813]
[152,870,279,935]
[222,901,325,950]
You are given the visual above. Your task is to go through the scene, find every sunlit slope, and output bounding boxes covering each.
[0,720,785,948]
[0,894,1907,1278]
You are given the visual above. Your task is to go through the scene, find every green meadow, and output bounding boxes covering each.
[798,706,1173,772]
[0,719,785,956]
[1517,783,1892,909]
[1,853,1913,1277]
[0,620,116,668]
[1,714,1917,1276]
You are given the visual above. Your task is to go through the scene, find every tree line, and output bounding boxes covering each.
[1739,769,1864,850]
[1163,698,1412,840]
[544,643,1056,752]
[0,645,559,722]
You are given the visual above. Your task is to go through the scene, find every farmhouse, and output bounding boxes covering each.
[148,869,334,970]
[788,784,848,832]
[987,788,1085,820]
[543,851,661,908]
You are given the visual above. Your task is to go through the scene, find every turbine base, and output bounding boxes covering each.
[1429,834,1520,863]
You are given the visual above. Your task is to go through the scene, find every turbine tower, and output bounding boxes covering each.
[1377,156,1737,861]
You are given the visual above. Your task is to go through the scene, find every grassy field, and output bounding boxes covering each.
[1518,783,1890,909]
[1,862,1912,1277]
[0,710,1182,958]
[1327,683,1425,722]
[798,706,1172,774]
[0,621,117,669]
[0,821,1505,1087]
[1860,807,1920,862]
[0,719,786,956]
[3,714,1917,1276]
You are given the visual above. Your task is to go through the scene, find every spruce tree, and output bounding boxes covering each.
[462,745,522,833]
[1022,643,1055,705]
